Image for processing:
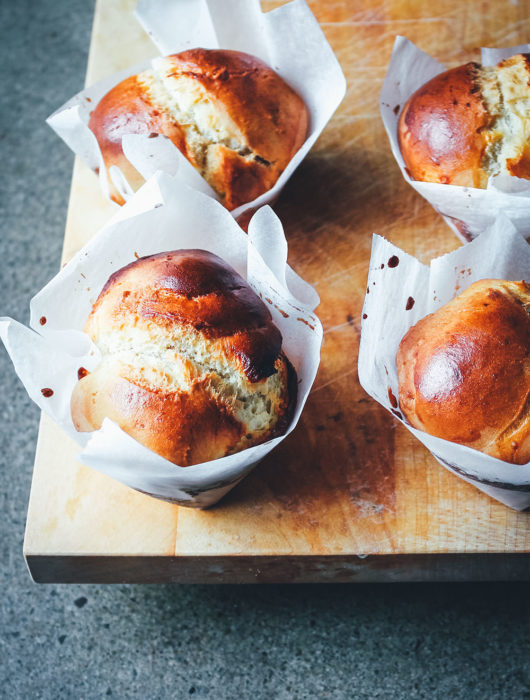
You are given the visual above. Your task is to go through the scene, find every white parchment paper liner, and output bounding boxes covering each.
[381,36,530,243]
[47,0,346,219]
[0,172,323,508]
[358,215,530,510]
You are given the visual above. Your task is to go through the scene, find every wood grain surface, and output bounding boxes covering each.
[24,0,530,583]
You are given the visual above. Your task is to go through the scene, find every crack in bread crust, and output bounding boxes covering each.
[92,323,289,436]
[89,49,308,208]
[478,56,530,178]
[138,61,277,202]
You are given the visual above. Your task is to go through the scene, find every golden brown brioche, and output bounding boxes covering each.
[398,54,530,188]
[89,48,309,208]
[397,280,530,464]
[71,250,295,466]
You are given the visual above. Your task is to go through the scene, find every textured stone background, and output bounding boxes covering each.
[0,2,529,698]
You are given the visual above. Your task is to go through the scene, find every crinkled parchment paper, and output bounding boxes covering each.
[358,215,530,509]
[1,172,323,508]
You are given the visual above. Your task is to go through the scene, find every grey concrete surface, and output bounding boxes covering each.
[0,1,529,698]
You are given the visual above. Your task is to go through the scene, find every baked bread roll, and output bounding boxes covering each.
[89,48,309,208]
[71,250,295,466]
[397,279,530,464]
[398,54,530,188]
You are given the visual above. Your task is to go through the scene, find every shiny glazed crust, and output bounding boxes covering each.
[398,54,530,187]
[89,49,309,208]
[71,250,295,466]
[397,280,530,464]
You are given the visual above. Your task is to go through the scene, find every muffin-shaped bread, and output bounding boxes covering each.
[71,250,295,466]
[398,54,530,188]
[89,48,309,208]
[397,280,530,464]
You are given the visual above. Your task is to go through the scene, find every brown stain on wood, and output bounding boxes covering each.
[65,496,81,521]
[43,516,58,536]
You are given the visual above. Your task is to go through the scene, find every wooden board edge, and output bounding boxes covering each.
[25,553,530,584]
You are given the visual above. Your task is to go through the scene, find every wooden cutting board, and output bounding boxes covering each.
[24,0,530,583]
